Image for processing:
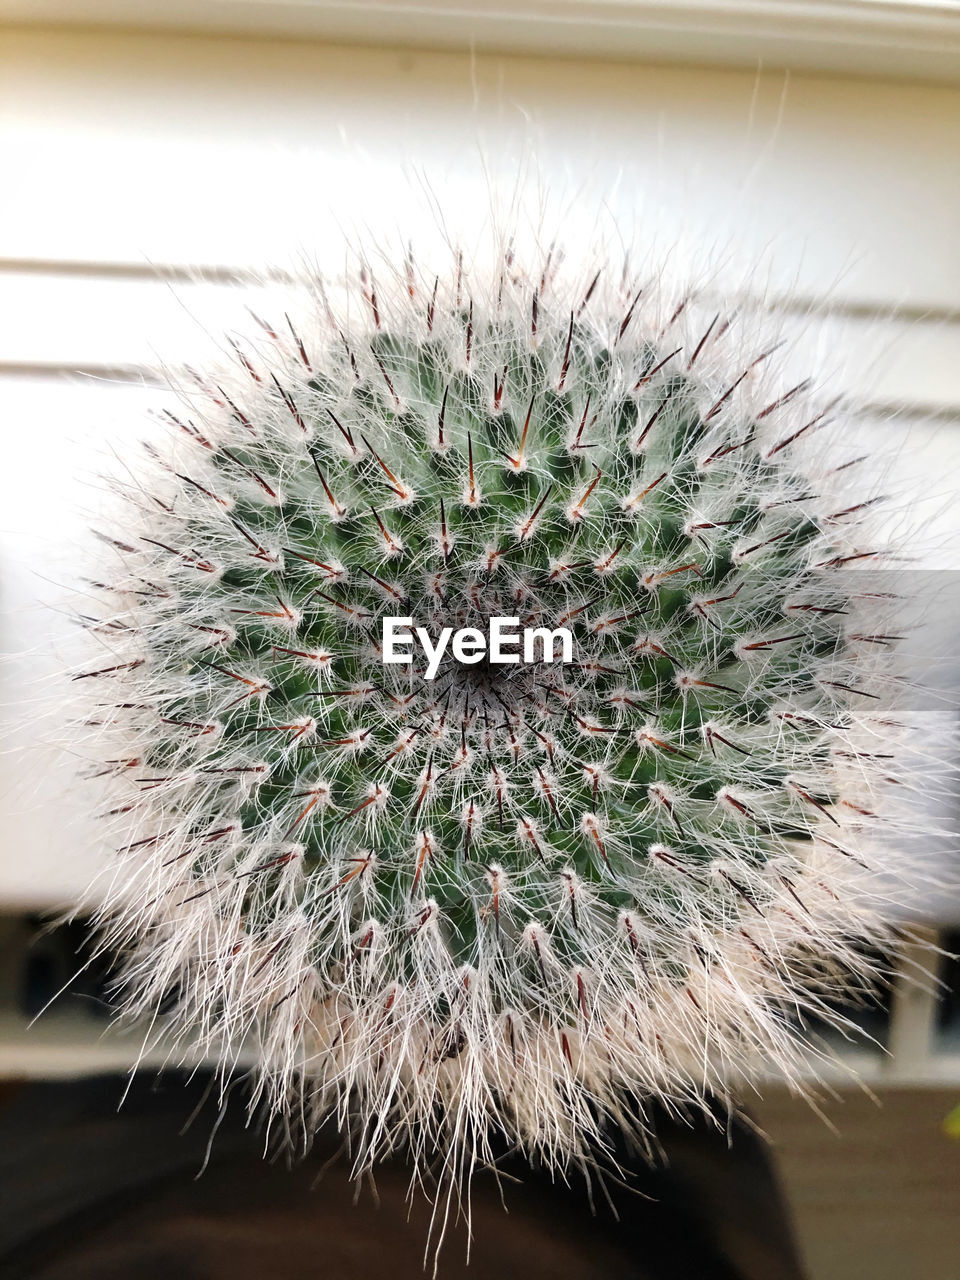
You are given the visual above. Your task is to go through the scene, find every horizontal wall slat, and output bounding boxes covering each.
[4,29,960,311]
[0,377,174,910]
[2,268,959,414]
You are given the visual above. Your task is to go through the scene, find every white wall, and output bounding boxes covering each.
[1,25,958,907]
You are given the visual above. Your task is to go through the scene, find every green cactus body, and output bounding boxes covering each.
[80,249,899,1186]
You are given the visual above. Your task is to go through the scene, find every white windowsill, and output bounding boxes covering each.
[4,1,960,83]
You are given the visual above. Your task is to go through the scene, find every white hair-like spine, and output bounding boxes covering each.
[71,234,926,1224]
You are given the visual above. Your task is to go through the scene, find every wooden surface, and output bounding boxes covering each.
[757,1087,960,1280]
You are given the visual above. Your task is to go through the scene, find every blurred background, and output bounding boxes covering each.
[1,4,959,1277]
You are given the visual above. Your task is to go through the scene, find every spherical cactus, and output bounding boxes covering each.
[78,243,906,1196]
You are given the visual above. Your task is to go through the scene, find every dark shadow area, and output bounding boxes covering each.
[0,1072,806,1279]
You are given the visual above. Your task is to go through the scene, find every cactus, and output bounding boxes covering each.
[78,245,906,1201]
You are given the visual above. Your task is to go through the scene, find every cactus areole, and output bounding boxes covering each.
[78,245,904,1197]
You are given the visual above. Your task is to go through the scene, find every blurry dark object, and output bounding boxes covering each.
[798,942,894,1052]
[936,928,960,1048]
[8,915,113,1023]
[0,1073,805,1279]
